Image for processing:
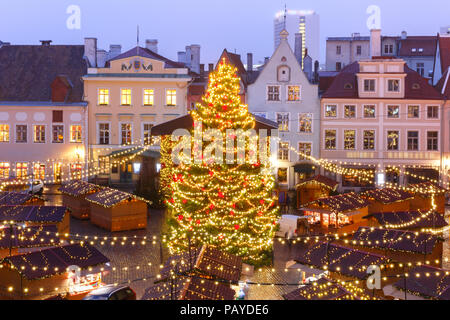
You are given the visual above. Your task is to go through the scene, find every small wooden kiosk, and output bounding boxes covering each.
[59,180,102,220]
[85,188,148,232]
[301,193,370,234]
[409,182,447,215]
[0,205,70,234]
[295,175,339,208]
[0,192,45,206]
[0,243,110,300]
[362,188,413,214]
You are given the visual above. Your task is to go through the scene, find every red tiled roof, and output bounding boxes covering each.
[323,62,443,100]
[435,68,450,98]
[398,36,437,57]
[438,36,450,73]
[306,192,370,214]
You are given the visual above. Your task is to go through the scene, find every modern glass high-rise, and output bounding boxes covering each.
[274,9,320,67]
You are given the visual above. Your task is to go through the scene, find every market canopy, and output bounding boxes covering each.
[296,175,339,191]
[85,187,148,208]
[408,182,447,195]
[59,180,101,197]
[0,205,68,223]
[362,188,413,204]
[365,211,448,229]
[0,192,43,205]
[282,278,359,300]
[0,225,60,250]
[304,193,370,214]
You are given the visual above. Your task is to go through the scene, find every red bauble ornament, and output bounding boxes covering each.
[196,219,201,225]
[234,224,240,230]
[260,199,265,205]
[209,170,214,177]
[230,211,234,216]
[178,215,183,220]
[218,191,224,198]
[182,199,187,204]
[209,204,214,210]
[222,105,228,111]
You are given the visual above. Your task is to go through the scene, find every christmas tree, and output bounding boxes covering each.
[163,59,279,265]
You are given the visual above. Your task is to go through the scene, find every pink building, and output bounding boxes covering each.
[320,57,444,192]
[0,41,88,185]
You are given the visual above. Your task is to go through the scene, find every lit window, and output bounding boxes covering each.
[407,131,419,151]
[0,124,9,142]
[16,125,27,143]
[98,156,110,175]
[34,125,46,143]
[121,89,132,106]
[364,105,376,118]
[98,89,109,105]
[0,162,10,179]
[387,131,399,150]
[33,163,45,180]
[364,79,376,92]
[70,125,82,143]
[143,123,153,145]
[70,163,82,180]
[344,105,356,118]
[388,80,400,92]
[277,113,289,132]
[408,106,420,118]
[298,143,312,160]
[267,86,280,101]
[287,86,300,101]
[299,114,312,133]
[427,106,439,119]
[52,125,64,143]
[344,130,356,150]
[98,123,110,145]
[325,130,336,150]
[363,130,375,150]
[16,162,28,179]
[325,105,337,118]
[277,168,288,183]
[278,142,289,161]
[427,131,438,151]
[143,89,154,106]
[166,90,177,106]
[387,105,400,118]
[121,123,132,145]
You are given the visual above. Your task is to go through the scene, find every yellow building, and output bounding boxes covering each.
[83,46,191,184]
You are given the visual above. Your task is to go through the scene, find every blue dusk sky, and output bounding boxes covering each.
[0,0,448,65]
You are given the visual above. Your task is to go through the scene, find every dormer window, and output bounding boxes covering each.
[388,79,400,92]
[418,48,424,52]
[412,83,421,90]
[277,65,290,82]
[411,48,417,52]
[344,83,353,89]
[363,79,376,92]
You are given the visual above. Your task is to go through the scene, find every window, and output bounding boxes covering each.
[143,123,153,145]
[121,89,132,106]
[298,143,312,160]
[287,86,300,101]
[388,80,400,92]
[387,105,400,118]
[325,130,336,150]
[336,62,342,71]
[70,125,82,143]
[33,125,45,143]
[356,45,362,55]
[427,106,439,119]
[98,123,110,145]
[33,163,45,180]
[344,130,356,150]
[277,113,289,132]
[278,142,289,161]
[416,63,425,77]
[363,130,375,150]
[267,86,280,101]
[16,162,28,179]
[427,131,438,151]
[0,124,9,142]
[408,105,419,118]
[166,90,177,106]
[70,163,82,180]
[407,131,419,151]
[325,105,337,118]
[16,125,27,143]
[364,105,376,118]
[336,45,341,55]
[98,89,109,105]
[52,125,64,143]
[278,66,290,82]
[344,105,356,118]
[384,44,393,54]
[0,162,10,179]
[364,79,375,92]
[143,89,154,106]
[120,123,132,145]
[387,131,399,150]
[52,110,63,122]
[299,114,312,133]
[98,156,110,175]
[277,168,288,183]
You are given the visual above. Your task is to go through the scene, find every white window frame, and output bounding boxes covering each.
[324,128,337,150]
[33,124,47,144]
[362,129,377,151]
[0,124,10,143]
[298,113,313,133]
[386,105,400,119]
[69,125,83,143]
[15,162,29,179]
[277,167,289,184]
[363,79,376,92]
[165,89,177,107]
[266,85,281,102]
[51,124,65,144]
[426,129,439,151]
[343,105,357,119]
[120,88,133,106]
[407,130,420,151]
[97,88,110,106]
[387,79,401,93]
[386,130,400,151]
[143,88,155,106]
[343,129,357,150]
[407,105,420,119]
[141,122,155,145]
[96,121,111,145]
[426,105,440,120]
[277,141,290,162]
[15,124,28,143]
[286,85,301,102]
[119,122,133,145]
[276,112,290,132]
[298,141,313,161]
[324,105,337,118]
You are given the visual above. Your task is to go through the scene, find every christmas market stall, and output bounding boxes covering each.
[0,243,110,300]
[0,192,45,206]
[383,265,450,300]
[295,175,339,208]
[409,182,447,215]
[0,225,61,259]
[363,210,448,232]
[348,227,443,267]
[0,205,70,234]
[361,188,413,214]
[85,188,148,232]
[301,193,370,234]
[59,180,102,220]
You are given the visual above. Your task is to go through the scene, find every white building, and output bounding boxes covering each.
[248,30,320,190]
[274,9,320,67]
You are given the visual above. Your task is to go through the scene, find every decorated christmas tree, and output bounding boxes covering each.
[162,59,279,265]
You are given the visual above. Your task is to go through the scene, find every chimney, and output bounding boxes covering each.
[352,32,361,38]
[314,61,319,83]
[264,57,270,65]
[208,63,214,73]
[294,33,303,65]
[108,44,122,60]
[247,53,253,72]
[177,51,186,64]
[188,44,201,74]
[370,29,381,58]
[40,40,52,46]
[96,49,107,68]
[200,64,205,75]
[401,31,407,40]
[145,39,158,53]
[84,38,97,67]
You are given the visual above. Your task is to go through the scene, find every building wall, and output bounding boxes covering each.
[326,39,371,71]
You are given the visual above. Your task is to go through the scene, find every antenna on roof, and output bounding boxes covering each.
[284,4,287,29]
[137,25,140,56]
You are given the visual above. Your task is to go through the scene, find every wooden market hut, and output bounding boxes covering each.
[347,227,443,267]
[301,193,370,234]
[0,225,61,259]
[0,243,110,300]
[295,175,339,208]
[85,188,148,232]
[0,192,45,206]
[363,210,448,232]
[282,277,363,300]
[383,265,450,300]
[59,180,102,220]
[408,182,447,215]
[362,188,413,214]
[0,205,70,234]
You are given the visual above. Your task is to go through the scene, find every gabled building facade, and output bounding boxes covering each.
[248,30,320,190]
